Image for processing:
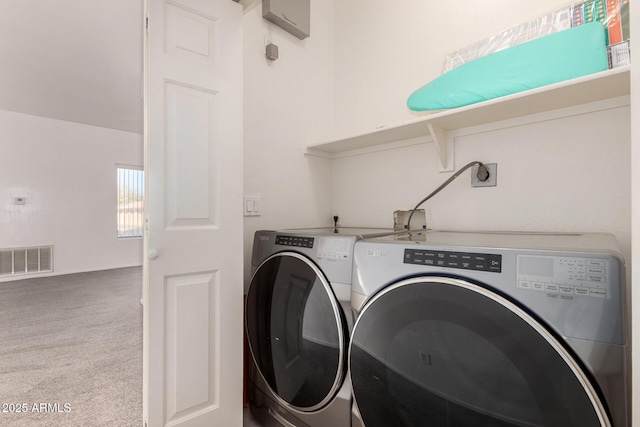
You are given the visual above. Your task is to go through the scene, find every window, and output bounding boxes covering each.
[116,166,144,238]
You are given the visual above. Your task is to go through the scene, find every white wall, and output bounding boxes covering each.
[0,110,143,281]
[242,1,335,289]
[331,104,631,259]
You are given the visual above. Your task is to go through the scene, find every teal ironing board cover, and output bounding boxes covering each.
[407,22,608,111]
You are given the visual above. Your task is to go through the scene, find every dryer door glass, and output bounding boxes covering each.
[350,277,609,427]
[246,252,346,412]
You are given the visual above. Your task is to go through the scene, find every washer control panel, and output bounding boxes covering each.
[275,235,314,248]
[404,249,502,273]
[516,255,609,299]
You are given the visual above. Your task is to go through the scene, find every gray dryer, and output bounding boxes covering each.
[246,227,407,427]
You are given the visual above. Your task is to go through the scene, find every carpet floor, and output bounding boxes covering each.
[0,267,142,427]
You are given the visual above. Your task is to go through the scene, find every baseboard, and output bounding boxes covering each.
[0,264,143,283]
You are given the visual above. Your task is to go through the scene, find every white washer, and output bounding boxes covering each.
[350,231,629,427]
[246,227,406,427]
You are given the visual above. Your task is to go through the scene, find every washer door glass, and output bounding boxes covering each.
[350,277,609,427]
[246,252,346,411]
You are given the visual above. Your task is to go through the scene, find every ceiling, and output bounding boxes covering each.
[0,0,144,134]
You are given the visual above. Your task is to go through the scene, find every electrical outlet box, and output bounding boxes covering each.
[263,0,310,40]
[394,209,427,230]
[332,211,340,227]
[471,163,497,187]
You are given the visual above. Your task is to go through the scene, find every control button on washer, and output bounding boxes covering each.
[559,286,574,295]
[532,282,545,291]
[545,284,559,293]
[586,267,606,275]
[489,256,502,271]
[586,259,606,268]
[472,261,487,270]
[587,275,606,283]
[575,287,590,296]
[589,288,607,299]
[519,280,532,290]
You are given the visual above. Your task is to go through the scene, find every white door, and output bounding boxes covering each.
[143,0,243,426]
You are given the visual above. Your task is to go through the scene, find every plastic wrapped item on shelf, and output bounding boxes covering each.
[442,5,572,72]
[608,40,631,68]
[574,0,618,45]
[601,0,631,68]
[410,22,608,111]
[442,0,628,73]
[575,0,630,67]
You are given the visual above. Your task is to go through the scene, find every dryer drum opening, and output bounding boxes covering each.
[246,252,347,412]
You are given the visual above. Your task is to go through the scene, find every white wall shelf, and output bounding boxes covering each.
[307,66,630,169]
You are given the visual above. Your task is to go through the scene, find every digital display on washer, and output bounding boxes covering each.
[275,235,314,248]
[404,249,502,273]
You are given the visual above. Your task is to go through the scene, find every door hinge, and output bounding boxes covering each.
[145,16,149,33]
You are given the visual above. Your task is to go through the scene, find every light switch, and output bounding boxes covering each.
[244,196,261,217]
[14,197,26,205]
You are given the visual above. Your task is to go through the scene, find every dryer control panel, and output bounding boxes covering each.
[317,237,352,260]
[516,255,609,299]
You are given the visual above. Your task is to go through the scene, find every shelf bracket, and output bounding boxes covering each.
[428,123,454,172]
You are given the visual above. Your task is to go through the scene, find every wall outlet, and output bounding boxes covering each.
[471,163,497,187]
[332,211,340,227]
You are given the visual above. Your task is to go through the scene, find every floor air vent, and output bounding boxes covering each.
[0,246,53,276]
